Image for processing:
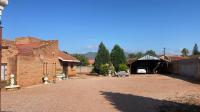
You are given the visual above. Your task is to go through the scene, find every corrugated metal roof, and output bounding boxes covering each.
[138,55,160,60]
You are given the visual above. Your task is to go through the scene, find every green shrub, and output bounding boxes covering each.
[99,64,109,76]
[118,64,128,71]
[109,64,115,75]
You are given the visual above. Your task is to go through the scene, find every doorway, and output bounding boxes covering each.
[1,63,7,80]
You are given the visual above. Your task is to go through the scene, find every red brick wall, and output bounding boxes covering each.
[15,37,41,44]
[2,37,78,87]
[16,40,60,87]
[68,64,77,77]
[16,55,44,86]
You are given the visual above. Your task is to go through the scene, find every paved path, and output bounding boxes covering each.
[2,75,200,112]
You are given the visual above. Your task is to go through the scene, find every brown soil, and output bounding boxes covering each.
[2,74,200,112]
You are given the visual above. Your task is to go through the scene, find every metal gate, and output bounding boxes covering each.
[1,63,7,80]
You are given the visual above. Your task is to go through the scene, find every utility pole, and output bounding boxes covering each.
[163,48,166,56]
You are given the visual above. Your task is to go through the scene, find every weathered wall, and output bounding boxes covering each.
[16,40,60,87]
[2,37,78,87]
[16,55,44,86]
[2,40,18,80]
[67,63,77,77]
[33,40,63,76]
[169,58,200,80]
[15,37,41,44]
[76,66,93,74]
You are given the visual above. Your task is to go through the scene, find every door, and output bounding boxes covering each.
[1,63,7,80]
[63,63,68,77]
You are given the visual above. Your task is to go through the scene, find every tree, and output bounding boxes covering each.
[128,53,135,58]
[192,44,199,55]
[99,64,109,76]
[73,54,89,66]
[110,45,127,71]
[145,50,157,56]
[181,48,189,57]
[94,42,110,73]
[118,64,128,72]
[128,52,145,59]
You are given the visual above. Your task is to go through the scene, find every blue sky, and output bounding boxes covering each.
[3,0,200,54]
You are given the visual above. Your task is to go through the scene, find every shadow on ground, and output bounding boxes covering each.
[100,91,200,112]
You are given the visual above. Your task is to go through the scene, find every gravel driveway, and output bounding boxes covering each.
[2,74,200,112]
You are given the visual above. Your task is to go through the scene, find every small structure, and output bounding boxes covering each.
[129,55,169,74]
[2,37,79,87]
[58,51,80,77]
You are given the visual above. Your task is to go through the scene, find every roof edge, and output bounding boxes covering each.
[58,57,80,62]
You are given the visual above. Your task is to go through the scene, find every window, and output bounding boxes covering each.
[1,63,7,80]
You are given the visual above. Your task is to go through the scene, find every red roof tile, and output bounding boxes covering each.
[88,59,95,65]
[168,56,188,61]
[58,51,80,62]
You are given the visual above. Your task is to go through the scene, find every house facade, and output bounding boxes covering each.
[2,37,79,87]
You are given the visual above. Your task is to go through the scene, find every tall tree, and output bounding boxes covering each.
[128,52,145,59]
[145,50,157,56]
[192,44,199,55]
[73,54,89,66]
[128,53,137,58]
[181,48,189,57]
[94,42,110,73]
[110,45,127,71]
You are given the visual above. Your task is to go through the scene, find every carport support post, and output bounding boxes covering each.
[198,60,200,79]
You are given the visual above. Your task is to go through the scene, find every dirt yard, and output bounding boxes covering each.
[2,74,200,112]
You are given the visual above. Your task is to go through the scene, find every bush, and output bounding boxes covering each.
[109,64,115,75]
[99,64,109,76]
[118,64,128,71]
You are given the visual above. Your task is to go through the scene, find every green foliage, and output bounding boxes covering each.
[128,52,145,59]
[128,50,156,59]
[99,64,109,76]
[118,64,128,71]
[110,45,127,71]
[73,54,89,66]
[145,50,157,56]
[181,48,189,57]
[192,44,199,55]
[94,42,110,73]
[109,64,115,75]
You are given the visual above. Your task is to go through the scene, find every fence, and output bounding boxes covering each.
[76,66,93,74]
[169,58,200,80]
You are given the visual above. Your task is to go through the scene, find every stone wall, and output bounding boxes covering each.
[76,66,93,74]
[169,58,200,80]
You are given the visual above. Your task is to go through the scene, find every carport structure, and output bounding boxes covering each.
[130,55,169,74]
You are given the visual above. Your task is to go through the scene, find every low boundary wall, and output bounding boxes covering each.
[76,66,93,74]
[169,58,200,80]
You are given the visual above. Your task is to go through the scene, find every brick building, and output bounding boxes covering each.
[2,37,79,87]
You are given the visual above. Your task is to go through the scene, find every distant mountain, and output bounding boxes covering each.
[83,52,97,59]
